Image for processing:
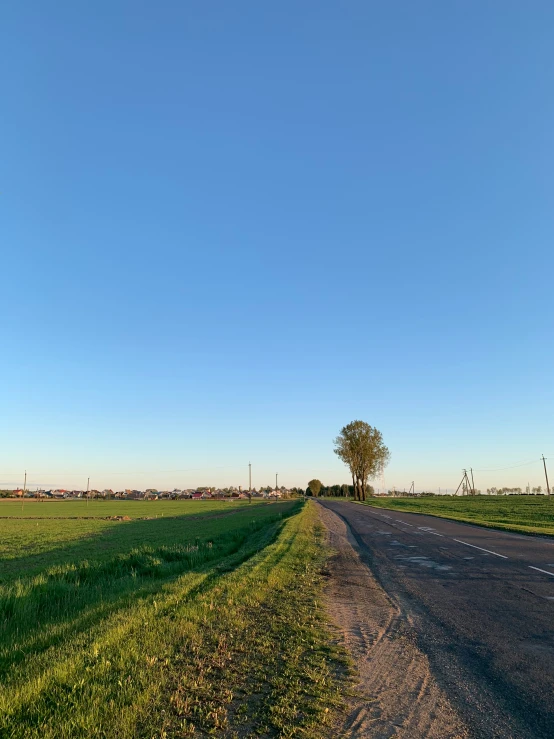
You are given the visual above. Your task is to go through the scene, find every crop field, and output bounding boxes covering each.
[0,499,264,574]
[0,497,260,518]
[362,495,554,535]
[0,499,345,738]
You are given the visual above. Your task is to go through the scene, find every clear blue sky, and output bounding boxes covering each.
[2,2,554,492]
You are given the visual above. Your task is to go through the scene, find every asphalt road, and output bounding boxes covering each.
[319,499,554,739]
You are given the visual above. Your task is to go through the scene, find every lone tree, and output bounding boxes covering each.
[307,479,322,497]
[334,421,390,501]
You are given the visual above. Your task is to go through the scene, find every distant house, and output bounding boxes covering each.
[191,492,203,500]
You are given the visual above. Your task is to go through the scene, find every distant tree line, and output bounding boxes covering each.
[305,481,375,497]
[289,487,305,496]
[487,486,542,495]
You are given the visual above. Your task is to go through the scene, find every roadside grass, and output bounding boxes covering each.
[359,495,554,536]
[0,500,346,738]
[0,503,297,674]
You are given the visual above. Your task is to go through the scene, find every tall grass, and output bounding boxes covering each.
[0,500,345,738]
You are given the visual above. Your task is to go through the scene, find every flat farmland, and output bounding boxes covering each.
[0,499,265,574]
[0,497,258,517]
[0,499,345,738]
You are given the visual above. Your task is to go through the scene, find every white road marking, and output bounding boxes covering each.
[529,566,554,577]
[417,526,444,537]
[453,539,508,559]
[396,519,414,526]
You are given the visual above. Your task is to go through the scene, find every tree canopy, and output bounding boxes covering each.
[307,479,322,497]
[334,421,390,501]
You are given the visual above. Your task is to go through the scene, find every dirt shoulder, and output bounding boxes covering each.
[317,503,468,739]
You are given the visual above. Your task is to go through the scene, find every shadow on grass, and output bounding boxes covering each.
[0,504,276,583]
[0,502,301,681]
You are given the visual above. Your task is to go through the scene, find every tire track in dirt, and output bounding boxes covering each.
[318,503,468,739]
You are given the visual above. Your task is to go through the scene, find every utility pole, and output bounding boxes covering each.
[470,468,475,495]
[276,473,278,490]
[457,470,466,496]
[249,462,251,492]
[456,469,472,496]
[21,470,27,511]
[542,455,551,497]
[86,477,90,506]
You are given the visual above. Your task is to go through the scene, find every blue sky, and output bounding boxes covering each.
[2,2,554,492]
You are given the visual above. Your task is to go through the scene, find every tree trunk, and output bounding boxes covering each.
[352,473,357,500]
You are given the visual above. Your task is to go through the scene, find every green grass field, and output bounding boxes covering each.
[0,497,260,518]
[0,499,345,738]
[0,499,264,574]
[361,495,554,535]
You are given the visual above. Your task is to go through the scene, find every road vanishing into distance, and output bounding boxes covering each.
[319,499,554,739]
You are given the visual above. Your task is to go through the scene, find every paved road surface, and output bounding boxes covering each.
[319,499,554,739]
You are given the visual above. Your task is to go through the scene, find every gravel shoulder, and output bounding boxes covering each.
[318,503,468,739]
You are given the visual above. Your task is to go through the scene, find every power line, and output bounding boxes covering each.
[473,459,539,472]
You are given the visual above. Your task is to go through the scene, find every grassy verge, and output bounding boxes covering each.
[0,500,346,738]
[359,495,554,536]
